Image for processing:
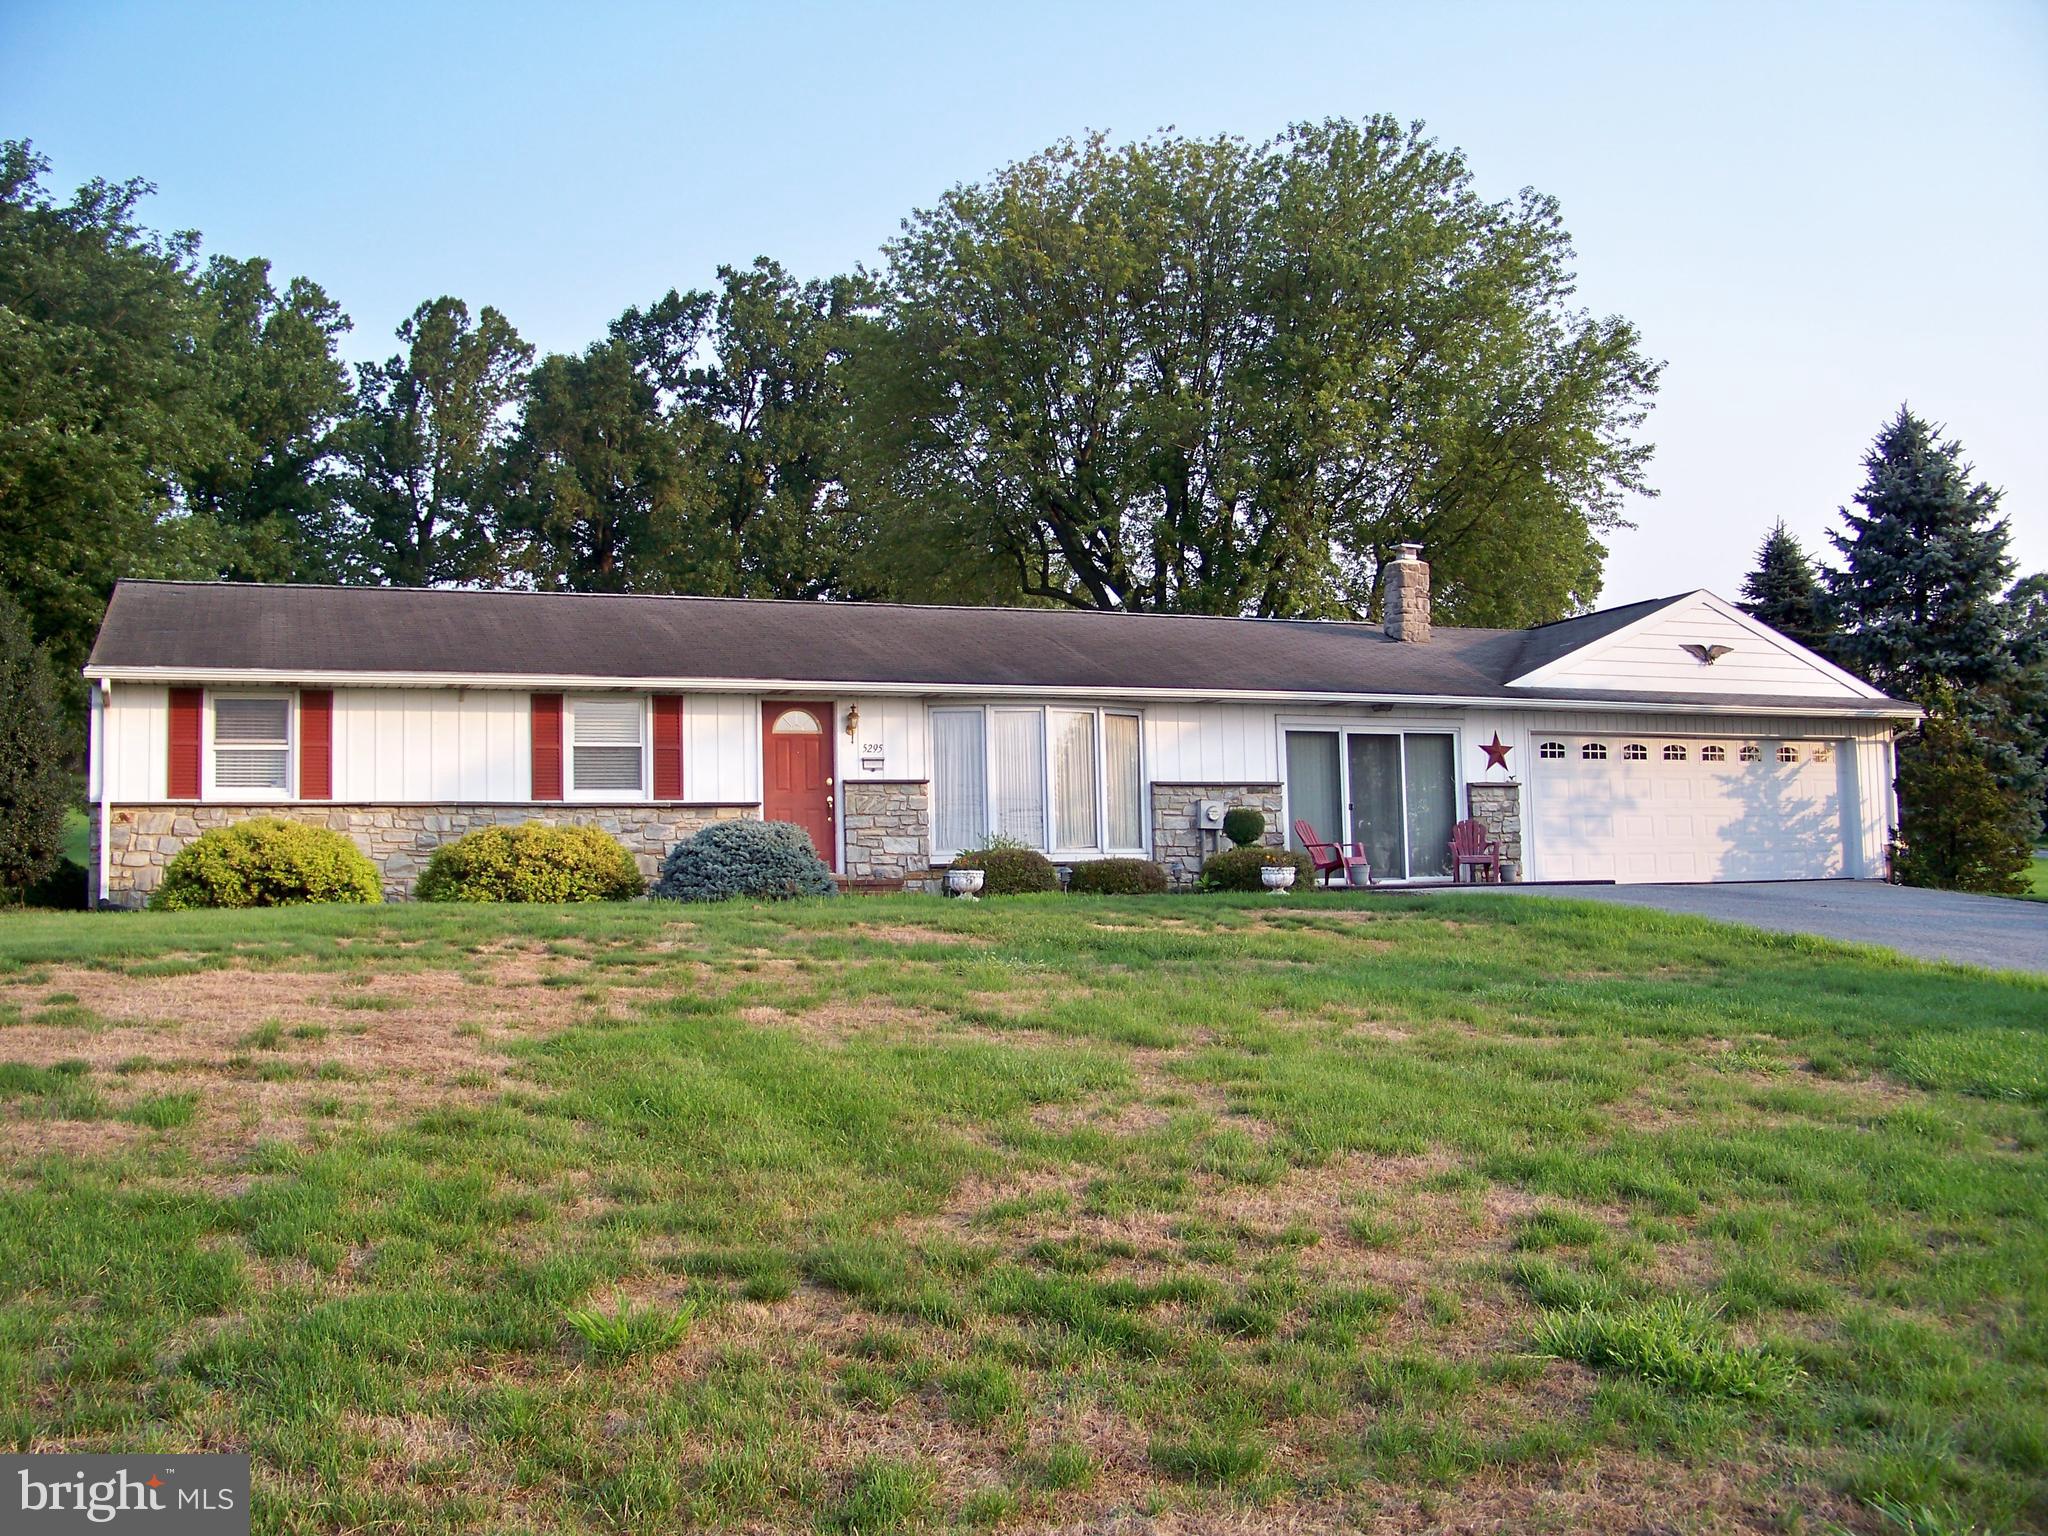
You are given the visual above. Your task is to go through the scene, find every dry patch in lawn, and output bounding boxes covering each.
[0,956,611,1163]
[839,923,988,948]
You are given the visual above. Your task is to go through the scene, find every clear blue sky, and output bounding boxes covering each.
[7,0,2045,607]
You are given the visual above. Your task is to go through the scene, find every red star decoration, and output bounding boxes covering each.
[1480,734,1512,771]
[147,1477,163,1488]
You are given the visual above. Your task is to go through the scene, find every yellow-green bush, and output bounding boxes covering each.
[948,845,1059,895]
[414,821,643,903]
[150,818,382,909]
[1197,845,1317,892]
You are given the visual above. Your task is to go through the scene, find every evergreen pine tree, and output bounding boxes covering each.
[1827,406,2014,701]
[0,594,73,895]
[1892,688,2034,894]
[1738,520,1837,656]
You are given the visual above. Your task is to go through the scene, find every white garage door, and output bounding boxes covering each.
[1531,737,1847,883]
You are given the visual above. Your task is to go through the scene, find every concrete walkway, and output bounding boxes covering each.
[1459,879,2048,975]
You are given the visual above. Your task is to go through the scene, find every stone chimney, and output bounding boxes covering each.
[1383,544,1431,643]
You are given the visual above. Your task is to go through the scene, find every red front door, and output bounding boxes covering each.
[763,702,835,865]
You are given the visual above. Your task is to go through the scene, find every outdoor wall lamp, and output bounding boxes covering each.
[844,705,860,741]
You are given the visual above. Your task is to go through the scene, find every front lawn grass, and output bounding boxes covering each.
[0,892,2041,1533]
[2022,854,2048,902]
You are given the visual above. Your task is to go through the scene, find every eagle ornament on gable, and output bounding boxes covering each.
[1680,643,1734,665]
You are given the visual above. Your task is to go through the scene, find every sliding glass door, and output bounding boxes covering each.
[1285,732,1342,855]
[1403,733,1456,879]
[1286,729,1459,880]
[1346,735,1405,879]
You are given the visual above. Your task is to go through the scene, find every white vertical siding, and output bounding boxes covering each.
[685,694,760,803]
[103,683,169,801]
[333,688,530,801]
[836,695,929,786]
[1144,703,1280,783]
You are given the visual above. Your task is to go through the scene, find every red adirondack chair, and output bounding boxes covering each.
[1293,819,1371,888]
[1451,819,1502,884]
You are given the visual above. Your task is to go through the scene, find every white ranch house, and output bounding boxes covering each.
[82,549,1916,906]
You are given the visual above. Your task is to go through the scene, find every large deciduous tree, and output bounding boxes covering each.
[612,259,878,598]
[334,298,532,586]
[184,256,354,582]
[857,119,1661,622]
[498,339,700,591]
[0,142,221,687]
[1738,521,1837,656]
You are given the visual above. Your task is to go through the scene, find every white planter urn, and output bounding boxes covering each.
[1260,865,1296,893]
[946,868,986,900]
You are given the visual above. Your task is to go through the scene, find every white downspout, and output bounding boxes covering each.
[91,678,111,909]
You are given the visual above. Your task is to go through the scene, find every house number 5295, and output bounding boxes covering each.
[860,742,884,756]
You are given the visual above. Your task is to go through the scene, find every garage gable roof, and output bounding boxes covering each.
[1509,590,1888,701]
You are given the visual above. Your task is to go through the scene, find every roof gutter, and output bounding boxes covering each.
[80,665,1923,720]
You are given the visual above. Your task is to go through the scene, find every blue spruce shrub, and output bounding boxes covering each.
[653,819,837,903]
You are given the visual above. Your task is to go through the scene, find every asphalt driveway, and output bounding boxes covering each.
[1464,879,2048,975]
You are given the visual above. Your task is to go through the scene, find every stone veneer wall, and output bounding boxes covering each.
[1463,782,1523,882]
[93,803,759,907]
[1149,783,1284,888]
[840,781,932,886]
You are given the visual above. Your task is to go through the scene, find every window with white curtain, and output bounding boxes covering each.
[989,709,1046,845]
[931,710,988,853]
[213,696,291,791]
[1050,710,1098,850]
[929,705,1146,856]
[571,696,645,794]
[1104,713,1143,849]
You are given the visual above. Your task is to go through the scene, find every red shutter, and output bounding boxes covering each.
[168,688,203,799]
[531,693,563,800]
[652,695,683,800]
[298,690,332,800]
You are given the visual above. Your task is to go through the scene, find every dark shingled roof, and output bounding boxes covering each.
[85,581,1912,713]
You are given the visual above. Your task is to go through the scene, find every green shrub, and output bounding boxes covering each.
[414,821,643,903]
[950,845,1059,895]
[1221,806,1266,848]
[1198,845,1315,892]
[150,818,382,910]
[20,858,87,910]
[652,819,836,903]
[1067,857,1169,895]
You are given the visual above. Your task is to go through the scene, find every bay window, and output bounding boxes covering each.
[989,708,1046,844]
[1050,709,1097,849]
[931,705,1145,857]
[930,710,988,851]
[1104,712,1143,849]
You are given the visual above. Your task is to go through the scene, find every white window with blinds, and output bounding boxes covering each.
[927,704,1146,857]
[569,696,645,798]
[211,695,291,794]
